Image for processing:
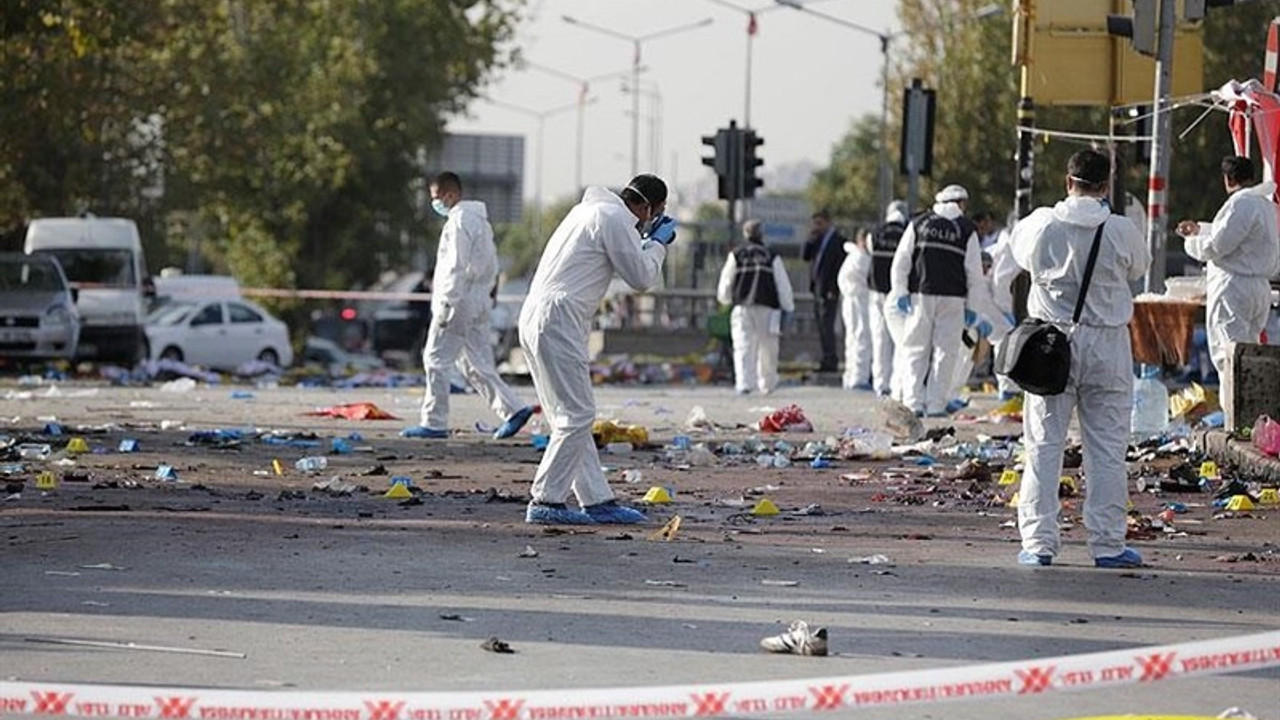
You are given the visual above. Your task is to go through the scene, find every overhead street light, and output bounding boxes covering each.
[483,97,592,238]
[562,14,714,177]
[775,1,1002,216]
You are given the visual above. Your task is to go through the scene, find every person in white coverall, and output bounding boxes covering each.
[1176,155,1280,426]
[1011,149,1150,569]
[837,230,873,390]
[867,201,909,397]
[889,185,994,416]
[987,218,1023,399]
[716,219,795,394]
[519,174,678,525]
[403,172,534,441]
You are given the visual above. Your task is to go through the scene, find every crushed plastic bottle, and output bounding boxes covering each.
[771,452,791,468]
[17,444,51,461]
[670,435,692,450]
[1131,366,1169,437]
[603,442,633,455]
[687,444,717,466]
[295,456,329,472]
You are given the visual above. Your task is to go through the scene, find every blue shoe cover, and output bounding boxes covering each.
[583,500,647,524]
[1094,548,1143,569]
[494,406,535,439]
[400,425,448,439]
[1018,550,1053,566]
[525,502,595,525]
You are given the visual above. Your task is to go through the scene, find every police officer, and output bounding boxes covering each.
[889,185,994,416]
[716,219,796,394]
[867,201,909,397]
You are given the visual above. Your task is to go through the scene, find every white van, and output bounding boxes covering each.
[24,216,151,364]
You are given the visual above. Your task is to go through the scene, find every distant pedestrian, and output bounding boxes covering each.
[802,210,847,373]
[716,219,795,394]
[519,174,677,525]
[1010,149,1150,569]
[402,171,535,441]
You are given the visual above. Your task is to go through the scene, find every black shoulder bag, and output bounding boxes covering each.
[995,221,1105,396]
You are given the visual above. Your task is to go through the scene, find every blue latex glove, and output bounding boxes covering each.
[976,320,993,338]
[964,309,977,326]
[647,215,678,245]
[1003,312,1017,326]
[780,310,794,327]
[895,295,912,314]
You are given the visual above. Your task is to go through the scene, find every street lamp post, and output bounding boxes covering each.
[526,62,639,194]
[483,97,586,239]
[562,15,713,176]
[775,2,1001,216]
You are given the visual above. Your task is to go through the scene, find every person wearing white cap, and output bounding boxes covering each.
[716,219,795,394]
[519,174,677,526]
[837,229,873,390]
[867,201,910,396]
[888,183,994,416]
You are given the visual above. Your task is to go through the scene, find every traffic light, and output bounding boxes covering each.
[701,123,743,201]
[1107,0,1157,57]
[741,130,764,199]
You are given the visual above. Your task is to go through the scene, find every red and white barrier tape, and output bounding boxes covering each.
[2,631,1277,719]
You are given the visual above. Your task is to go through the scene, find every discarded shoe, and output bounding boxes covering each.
[494,406,536,440]
[1017,550,1053,566]
[584,500,647,524]
[400,425,448,439]
[944,398,969,414]
[525,502,596,525]
[760,620,828,656]
[1094,547,1143,569]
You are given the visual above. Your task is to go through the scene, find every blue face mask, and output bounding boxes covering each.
[431,199,449,218]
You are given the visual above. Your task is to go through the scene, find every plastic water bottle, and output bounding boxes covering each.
[295,456,328,472]
[1131,366,1169,437]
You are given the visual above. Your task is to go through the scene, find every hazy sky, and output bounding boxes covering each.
[446,0,900,208]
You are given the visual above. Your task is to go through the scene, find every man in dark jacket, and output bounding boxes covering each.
[803,209,846,373]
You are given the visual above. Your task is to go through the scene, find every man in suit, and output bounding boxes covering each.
[803,209,847,373]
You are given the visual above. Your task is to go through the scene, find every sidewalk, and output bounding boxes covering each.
[1197,428,1280,484]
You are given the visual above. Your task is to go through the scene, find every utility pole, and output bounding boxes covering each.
[1013,0,1036,220]
[1144,0,1176,292]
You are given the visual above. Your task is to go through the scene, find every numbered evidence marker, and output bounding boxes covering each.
[35,471,58,490]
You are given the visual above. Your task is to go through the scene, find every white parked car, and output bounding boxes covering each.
[145,298,293,369]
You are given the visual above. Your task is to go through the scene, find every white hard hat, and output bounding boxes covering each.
[935,184,969,203]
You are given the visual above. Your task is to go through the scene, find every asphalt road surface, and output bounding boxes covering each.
[1,380,1277,719]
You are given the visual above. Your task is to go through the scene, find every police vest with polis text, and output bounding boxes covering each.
[908,213,976,297]
[731,244,781,309]
[870,220,906,294]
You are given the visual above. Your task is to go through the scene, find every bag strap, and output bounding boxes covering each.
[1072,221,1106,324]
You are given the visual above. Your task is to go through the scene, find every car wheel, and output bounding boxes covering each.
[160,346,184,363]
[257,348,281,366]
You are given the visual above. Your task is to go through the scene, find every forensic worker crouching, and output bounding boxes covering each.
[1009,149,1150,569]
[518,175,677,525]
[716,219,795,395]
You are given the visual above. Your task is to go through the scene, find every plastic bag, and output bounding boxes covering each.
[1252,415,1280,458]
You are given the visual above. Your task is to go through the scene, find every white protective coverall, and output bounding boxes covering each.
[1011,196,1149,560]
[837,239,872,389]
[421,200,524,429]
[715,245,795,394]
[889,201,992,414]
[868,205,909,398]
[518,187,666,507]
[988,227,1022,396]
[1182,181,1280,424]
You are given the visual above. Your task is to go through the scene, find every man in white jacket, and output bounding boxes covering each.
[889,185,994,416]
[837,229,873,390]
[403,172,534,440]
[1176,156,1280,426]
[519,175,677,525]
[1011,149,1150,569]
[716,219,795,394]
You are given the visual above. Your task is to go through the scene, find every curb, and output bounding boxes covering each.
[1196,429,1280,484]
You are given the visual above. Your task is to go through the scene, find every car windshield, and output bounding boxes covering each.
[0,257,64,292]
[148,301,196,326]
[41,249,135,287]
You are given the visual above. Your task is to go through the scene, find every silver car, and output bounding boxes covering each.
[0,252,80,360]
